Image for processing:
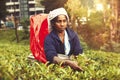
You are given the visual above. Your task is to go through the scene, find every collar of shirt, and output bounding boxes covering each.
[50,28,76,41]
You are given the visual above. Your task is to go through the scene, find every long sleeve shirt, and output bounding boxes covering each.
[44,28,83,63]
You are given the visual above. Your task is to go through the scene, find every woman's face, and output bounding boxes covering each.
[54,15,68,33]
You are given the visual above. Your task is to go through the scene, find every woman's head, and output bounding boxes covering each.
[51,14,68,32]
[48,8,69,32]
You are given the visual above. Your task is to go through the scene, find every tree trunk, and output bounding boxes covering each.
[14,17,19,43]
[70,15,77,32]
[110,0,118,43]
[0,20,1,28]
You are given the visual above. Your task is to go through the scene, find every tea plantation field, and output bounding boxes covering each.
[0,30,120,80]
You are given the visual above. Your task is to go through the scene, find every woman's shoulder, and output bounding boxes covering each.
[66,28,77,36]
[45,30,57,41]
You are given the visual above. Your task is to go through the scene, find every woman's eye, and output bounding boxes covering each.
[56,20,61,23]
[56,20,67,23]
[63,20,67,22]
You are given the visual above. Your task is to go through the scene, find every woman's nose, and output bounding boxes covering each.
[61,22,64,26]
[60,21,65,26]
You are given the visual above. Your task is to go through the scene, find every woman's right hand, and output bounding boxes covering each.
[65,60,83,71]
[53,56,83,71]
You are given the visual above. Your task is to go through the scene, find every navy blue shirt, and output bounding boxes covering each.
[44,28,83,62]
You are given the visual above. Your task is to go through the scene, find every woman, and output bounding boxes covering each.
[44,8,83,71]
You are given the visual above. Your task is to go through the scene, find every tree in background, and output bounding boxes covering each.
[64,0,94,31]
[64,0,82,31]
[101,0,120,52]
[0,0,8,28]
[20,18,30,40]
[40,0,67,13]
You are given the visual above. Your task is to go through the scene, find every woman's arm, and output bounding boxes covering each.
[53,56,83,71]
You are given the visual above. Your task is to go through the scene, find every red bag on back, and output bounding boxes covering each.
[30,14,48,63]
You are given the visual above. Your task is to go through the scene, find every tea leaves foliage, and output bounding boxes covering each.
[0,43,120,80]
[0,30,120,80]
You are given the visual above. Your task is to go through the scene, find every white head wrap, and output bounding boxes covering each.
[47,8,69,31]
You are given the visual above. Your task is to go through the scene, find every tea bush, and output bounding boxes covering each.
[0,42,120,80]
[0,30,120,80]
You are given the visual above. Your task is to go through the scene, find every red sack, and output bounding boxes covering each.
[30,14,48,63]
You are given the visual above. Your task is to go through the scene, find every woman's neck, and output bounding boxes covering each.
[58,30,65,43]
